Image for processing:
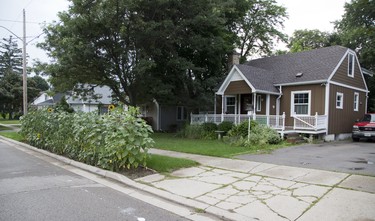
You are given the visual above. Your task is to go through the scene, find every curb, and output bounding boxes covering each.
[0,136,247,221]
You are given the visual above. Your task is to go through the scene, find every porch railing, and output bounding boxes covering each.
[292,112,327,131]
[190,112,286,131]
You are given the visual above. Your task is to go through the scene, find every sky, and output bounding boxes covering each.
[0,0,349,65]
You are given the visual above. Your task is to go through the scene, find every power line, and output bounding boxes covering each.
[0,19,41,24]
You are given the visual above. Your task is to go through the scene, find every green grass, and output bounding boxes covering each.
[0,119,20,125]
[152,133,289,158]
[146,154,199,173]
[0,125,10,131]
[0,131,24,142]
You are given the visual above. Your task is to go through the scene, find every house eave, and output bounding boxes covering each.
[274,80,327,87]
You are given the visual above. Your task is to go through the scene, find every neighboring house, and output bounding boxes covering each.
[31,85,113,113]
[140,99,188,132]
[191,46,369,141]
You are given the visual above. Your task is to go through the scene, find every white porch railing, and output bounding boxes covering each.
[190,112,286,131]
[292,112,327,131]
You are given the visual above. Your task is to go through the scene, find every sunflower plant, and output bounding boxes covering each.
[20,106,153,171]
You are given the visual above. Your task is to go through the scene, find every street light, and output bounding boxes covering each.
[0,9,28,115]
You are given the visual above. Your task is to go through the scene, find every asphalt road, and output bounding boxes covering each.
[237,140,375,176]
[0,141,188,221]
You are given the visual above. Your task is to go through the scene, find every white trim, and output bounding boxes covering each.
[354,92,359,112]
[256,95,262,112]
[266,94,270,116]
[274,80,326,87]
[224,95,236,114]
[254,89,281,95]
[291,90,311,116]
[336,92,344,109]
[328,48,368,92]
[217,66,256,95]
[330,81,368,93]
[324,83,330,135]
[348,53,355,78]
[328,49,349,81]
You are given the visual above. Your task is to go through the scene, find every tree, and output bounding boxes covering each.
[335,0,375,111]
[39,0,287,109]
[0,36,23,78]
[232,0,287,63]
[31,75,49,92]
[288,29,340,53]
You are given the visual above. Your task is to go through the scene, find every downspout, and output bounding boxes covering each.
[214,93,217,124]
[276,86,282,115]
[153,99,160,131]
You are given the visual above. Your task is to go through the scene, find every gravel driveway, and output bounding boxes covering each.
[236,140,375,176]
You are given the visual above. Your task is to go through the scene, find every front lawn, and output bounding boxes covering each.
[0,132,24,142]
[0,131,198,174]
[152,133,289,157]
[0,119,20,125]
[147,154,199,173]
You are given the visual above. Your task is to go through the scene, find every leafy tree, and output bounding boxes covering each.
[31,75,49,92]
[0,36,23,77]
[335,0,375,70]
[335,0,375,111]
[288,29,340,53]
[232,0,287,63]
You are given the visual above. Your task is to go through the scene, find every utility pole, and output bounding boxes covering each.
[22,9,27,115]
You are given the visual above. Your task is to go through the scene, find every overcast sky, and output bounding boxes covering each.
[0,0,349,65]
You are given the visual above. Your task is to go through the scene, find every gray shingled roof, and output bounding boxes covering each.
[236,65,279,93]
[236,46,349,92]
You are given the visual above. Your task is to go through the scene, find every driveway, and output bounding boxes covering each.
[236,140,375,176]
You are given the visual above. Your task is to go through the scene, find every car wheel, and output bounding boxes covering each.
[352,137,360,142]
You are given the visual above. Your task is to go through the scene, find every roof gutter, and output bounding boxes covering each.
[274,80,326,87]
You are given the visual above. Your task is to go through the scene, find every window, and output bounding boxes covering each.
[336,92,344,109]
[256,95,261,112]
[225,96,236,114]
[348,53,355,77]
[291,91,311,116]
[354,92,359,111]
[177,106,187,121]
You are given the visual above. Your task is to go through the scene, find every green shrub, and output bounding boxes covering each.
[20,107,153,171]
[202,122,218,132]
[218,121,234,133]
[177,124,205,139]
[228,120,258,137]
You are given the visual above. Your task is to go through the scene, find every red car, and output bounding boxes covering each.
[352,113,375,141]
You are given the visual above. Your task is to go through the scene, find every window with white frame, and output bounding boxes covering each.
[291,91,311,116]
[177,106,187,121]
[348,53,355,77]
[354,92,359,111]
[336,92,344,109]
[225,96,236,114]
[256,95,261,112]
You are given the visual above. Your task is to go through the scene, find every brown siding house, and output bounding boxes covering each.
[212,46,369,141]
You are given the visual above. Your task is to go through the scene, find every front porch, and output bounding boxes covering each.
[191,112,327,135]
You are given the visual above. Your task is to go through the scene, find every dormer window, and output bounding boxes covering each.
[348,53,355,77]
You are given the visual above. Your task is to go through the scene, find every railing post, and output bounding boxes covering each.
[282,112,285,131]
[221,113,224,122]
[190,112,193,124]
[315,112,318,131]
[205,114,208,123]
[293,112,296,130]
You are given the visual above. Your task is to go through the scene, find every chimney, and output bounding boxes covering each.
[228,51,240,70]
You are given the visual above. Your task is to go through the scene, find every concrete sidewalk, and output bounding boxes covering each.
[2,135,375,221]
[142,149,375,221]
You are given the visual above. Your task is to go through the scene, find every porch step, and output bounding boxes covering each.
[285,133,306,144]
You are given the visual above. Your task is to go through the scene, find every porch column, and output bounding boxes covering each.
[253,93,256,120]
[221,95,224,122]
[266,94,270,125]
[238,94,241,123]
[214,93,217,124]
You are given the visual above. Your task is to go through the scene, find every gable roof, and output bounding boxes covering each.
[244,46,349,85]
[218,46,352,94]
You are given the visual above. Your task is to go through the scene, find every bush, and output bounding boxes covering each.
[228,120,258,137]
[202,122,218,132]
[218,121,234,133]
[226,121,281,147]
[177,124,205,139]
[20,107,153,171]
